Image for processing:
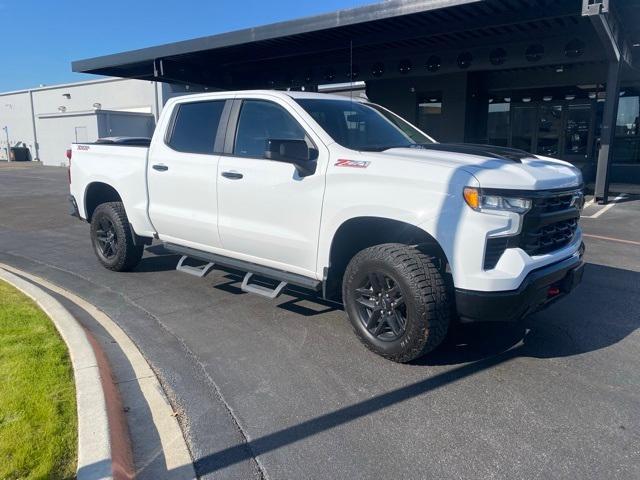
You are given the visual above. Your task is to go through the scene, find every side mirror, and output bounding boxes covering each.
[265,139,317,177]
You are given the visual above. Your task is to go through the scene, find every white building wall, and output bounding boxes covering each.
[31,78,157,117]
[0,78,161,165]
[38,113,101,167]
[36,110,155,167]
[0,91,36,161]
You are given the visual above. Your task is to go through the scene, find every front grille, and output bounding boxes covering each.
[520,192,581,257]
[521,217,578,256]
[482,189,581,269]
[534,194,574,213]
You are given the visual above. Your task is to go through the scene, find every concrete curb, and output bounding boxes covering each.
[0,263,196,480]
[0,268,113,480]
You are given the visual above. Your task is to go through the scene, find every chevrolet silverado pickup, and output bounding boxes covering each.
[68,90,585,362]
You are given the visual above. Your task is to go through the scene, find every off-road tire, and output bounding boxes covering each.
[90,202,144,272]
[342,243,450,363]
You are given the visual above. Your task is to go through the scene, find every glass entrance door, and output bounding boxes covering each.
[536,104,563,157]
[563,103,593,162]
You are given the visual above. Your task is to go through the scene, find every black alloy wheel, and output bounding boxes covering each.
[354,272,407,341]
[94,216,119,260]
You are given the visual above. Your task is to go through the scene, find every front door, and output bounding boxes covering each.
[147,99,229,249]
[217,98,327,277]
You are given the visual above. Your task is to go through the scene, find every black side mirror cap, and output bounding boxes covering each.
[265,139,317,177]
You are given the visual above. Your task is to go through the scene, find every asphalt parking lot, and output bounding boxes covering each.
[1,164,639,480]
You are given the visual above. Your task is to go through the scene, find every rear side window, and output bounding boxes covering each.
[168,101,225,154]
[234,100,307,158]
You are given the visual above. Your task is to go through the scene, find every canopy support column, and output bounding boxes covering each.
[594,60,620,204]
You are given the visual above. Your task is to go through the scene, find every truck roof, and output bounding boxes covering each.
[166,90,361,105]
[283,91,361,101]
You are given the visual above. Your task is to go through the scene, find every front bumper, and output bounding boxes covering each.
[455,249,585,323]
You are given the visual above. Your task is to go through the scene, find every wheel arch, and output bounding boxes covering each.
[84,182,123,221]
[323,216,450,301]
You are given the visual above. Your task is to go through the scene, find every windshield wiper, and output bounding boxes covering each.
[379,144,414,151]
[355,144,416,152]
[356,146,390,152]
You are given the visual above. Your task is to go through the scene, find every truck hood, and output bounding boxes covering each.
[380,144,583,191]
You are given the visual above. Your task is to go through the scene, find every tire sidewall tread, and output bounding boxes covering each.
[342,243,450,363]
[90,202,143,272]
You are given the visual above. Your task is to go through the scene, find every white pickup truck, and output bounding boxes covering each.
[69,90,585,362]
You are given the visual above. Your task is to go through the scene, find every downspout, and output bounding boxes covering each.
[153,80,160,122]
[28,89,40,161]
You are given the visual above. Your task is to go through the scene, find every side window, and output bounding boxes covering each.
[234,100,307,158]
[168,100,225,154]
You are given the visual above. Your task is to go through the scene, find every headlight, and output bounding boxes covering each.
[463,187,532,214]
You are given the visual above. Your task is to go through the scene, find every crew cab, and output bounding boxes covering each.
[68,90,585,362]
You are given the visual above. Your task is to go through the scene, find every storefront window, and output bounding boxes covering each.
[487,102,510,146]
[483,88,640,165]
[614,96,640,164]
[564,104,591,159]
[417,93,443,139]
[537,104,562,156]
[511,105,536,151]
[616,96,639,136]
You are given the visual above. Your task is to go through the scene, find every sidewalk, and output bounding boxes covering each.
[0,264,196,480]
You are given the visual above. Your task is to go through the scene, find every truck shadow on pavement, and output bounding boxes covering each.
[137,248,638,367]
[419,262,640,366]
[152,261,638,477]
[132,251,183,273]
[139,244,341,316]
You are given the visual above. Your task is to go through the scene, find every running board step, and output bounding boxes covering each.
[241,273,287,299]
[164,243,322,292]
[176,256,215,278]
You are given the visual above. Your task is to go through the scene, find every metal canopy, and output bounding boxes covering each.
[72,0,619,89]
[73,0,481,77]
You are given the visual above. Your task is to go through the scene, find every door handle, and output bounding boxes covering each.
[152,164,169,172]
[222,171,243,179]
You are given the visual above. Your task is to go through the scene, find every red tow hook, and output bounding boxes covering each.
[548,286,561,298]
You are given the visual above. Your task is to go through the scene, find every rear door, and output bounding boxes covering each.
[216,96,328,277]
[147,98,231,249]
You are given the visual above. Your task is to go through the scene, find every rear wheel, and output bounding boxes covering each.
[342,243,450,363]
[90,202,143,272]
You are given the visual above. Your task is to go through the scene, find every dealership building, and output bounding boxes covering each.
[2,0,639,201]
[0,78,199,165]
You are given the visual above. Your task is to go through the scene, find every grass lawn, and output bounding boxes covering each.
[0,280,77,479]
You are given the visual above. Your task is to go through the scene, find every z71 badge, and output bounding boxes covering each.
[335,159,371,168]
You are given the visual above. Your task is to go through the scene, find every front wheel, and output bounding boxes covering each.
[342,243,450,363]
[90,202,143,272]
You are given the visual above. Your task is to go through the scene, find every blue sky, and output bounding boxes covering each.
[0,0,372,92]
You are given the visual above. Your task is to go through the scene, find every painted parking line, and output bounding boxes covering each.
[583,233,640,247]
[581,194,627,219]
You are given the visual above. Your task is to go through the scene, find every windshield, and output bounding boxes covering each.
[295,98,434,151]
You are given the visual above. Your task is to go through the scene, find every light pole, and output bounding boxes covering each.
[2,126,9,162]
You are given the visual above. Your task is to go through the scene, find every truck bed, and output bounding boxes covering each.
[69,141,155,236]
